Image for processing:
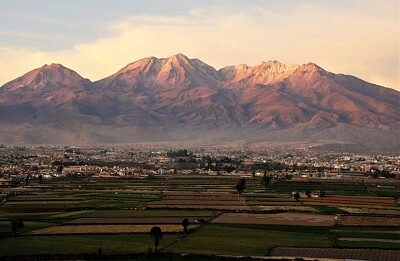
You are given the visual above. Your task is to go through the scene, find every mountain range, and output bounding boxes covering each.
[0,53,398,152]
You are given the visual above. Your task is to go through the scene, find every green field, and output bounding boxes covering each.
[166,224,331,256]
[0,175,399,258]
[0,234,179,256]
[335,240,400,249]
[0,220,55,234]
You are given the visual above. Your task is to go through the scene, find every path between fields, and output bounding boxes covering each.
[339,237,400,243]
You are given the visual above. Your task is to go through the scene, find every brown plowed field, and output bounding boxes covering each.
[337,215,400,226]
[271,247,400,261]
[365,208,400,215]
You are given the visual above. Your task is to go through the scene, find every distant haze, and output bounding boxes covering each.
[0,0,398,90]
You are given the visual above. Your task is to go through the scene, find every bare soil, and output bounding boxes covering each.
[337,215,400,226]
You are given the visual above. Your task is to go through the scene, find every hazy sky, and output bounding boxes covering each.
[0,0,399,89]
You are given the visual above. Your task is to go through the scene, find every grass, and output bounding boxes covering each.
[0,202,78,209]
[312,206,347,214]
[50,210,94,218]
[0,210,63,220]
[0,234,179,256]
[331,227,400,240]
[166,224,331,256]
[335,239,400,249]
[219,223,329,234]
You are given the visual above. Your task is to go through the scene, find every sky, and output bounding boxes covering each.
[0,0,399,90]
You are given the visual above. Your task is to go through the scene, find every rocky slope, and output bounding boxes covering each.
[0,54,398,152]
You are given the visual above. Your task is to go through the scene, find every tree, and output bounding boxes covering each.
[235,178,246,200]
[38,174,43,184]
[294,192,300,202]
[260,172,271,188]
[305,191,312,197]
[182,218,189,233]
[11,220,17,235]
[57,165,64,173]
[11,219,24,235]
[319,190,325,197]
[24,174,30,185]
[17,220,24,230]
[150,226,163,252]
[195,218,206,224]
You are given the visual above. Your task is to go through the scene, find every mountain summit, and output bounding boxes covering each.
[0,54,398,152]
[98,53,222,91]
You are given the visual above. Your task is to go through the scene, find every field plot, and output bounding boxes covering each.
[270,247,400,261]
[337,215,400,226]
[303,196,397,206]
[146,204,250,211]
[29,224,198,235]
[0,234,179,256]
[166,224,331,256]
[335,239,400,249]
[330,226,400,249]
[148,199,245,206]
[0,210,62,218]
[86,209,216,218]
[339,237,400,243]
[212,213,335,226]
[256,206,317,212]
[332,227,400,239]
[50,210,94,218]
[266,180,400,198]
[1,201,85,210]
[147,191,250,210]
[0,220,55,234]
[364,208,400,215]
[1,175,399,258]
[82,192,161,201]
[67,217,210,224]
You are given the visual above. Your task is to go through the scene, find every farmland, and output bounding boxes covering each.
[0,175,399,260]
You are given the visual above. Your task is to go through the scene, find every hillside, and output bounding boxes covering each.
[0,54,398,152]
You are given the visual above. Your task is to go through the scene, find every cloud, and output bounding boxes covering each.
[0,3,398,90]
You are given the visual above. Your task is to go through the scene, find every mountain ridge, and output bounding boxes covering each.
[0,54,398,152]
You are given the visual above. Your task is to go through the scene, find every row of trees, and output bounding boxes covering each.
[235,175,326,202]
